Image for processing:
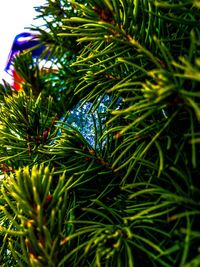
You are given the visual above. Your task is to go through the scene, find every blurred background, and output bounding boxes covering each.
[0,0,45,82]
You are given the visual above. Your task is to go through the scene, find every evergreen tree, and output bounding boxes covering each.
[0,0,200,266]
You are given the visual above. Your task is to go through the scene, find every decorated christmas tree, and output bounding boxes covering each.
[0,0,200,266]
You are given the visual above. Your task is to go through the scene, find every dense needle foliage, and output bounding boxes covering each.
[0,0,200,266]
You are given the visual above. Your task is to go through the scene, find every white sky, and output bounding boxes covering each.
[0,0,45,82]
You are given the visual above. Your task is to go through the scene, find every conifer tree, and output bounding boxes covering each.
[0,0,200,266]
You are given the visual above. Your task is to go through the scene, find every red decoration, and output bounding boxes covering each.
[12,69,24,91]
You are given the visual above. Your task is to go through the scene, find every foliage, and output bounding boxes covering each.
[0,0,200,266]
